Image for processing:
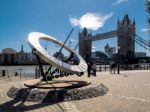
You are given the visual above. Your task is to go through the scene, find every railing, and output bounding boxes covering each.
[0,65,38,80]
[0,64,149,79]
[96,63,150,72]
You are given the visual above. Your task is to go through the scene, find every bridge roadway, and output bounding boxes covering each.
[0,70,150,112]
[83,30,117,41]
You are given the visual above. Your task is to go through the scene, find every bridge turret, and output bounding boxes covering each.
[123,13,130,25]
[82,27,88,36]
[117,14,135,61]
[79,27,92,37]
[79,28,92,62]
[117,18,120,24]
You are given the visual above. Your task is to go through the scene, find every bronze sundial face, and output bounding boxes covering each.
[28,32,87,74]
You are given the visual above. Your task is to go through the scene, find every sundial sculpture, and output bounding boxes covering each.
[6,31,106,102]
[28,31,87,82]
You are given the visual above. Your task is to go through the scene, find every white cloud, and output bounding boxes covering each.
[69,12,113,30]
[92,45,96,49]
[92,45,96,52]
[141,28,150,32]
[113,0,128,5]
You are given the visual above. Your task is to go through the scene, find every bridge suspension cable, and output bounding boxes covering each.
[135,34,150,50]
[135,34,150,47]
[135,38,150,50]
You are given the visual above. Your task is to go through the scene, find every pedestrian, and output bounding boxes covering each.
[113,62,117,74]
[110,61,116,74]
[87,62,92,77]
[92,62,96,76]
[110,61,113,73]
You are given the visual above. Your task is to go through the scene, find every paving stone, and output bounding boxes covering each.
[0,70,150,112]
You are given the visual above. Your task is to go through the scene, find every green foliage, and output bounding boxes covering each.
[146,0,150,27]
[146,0,150,13]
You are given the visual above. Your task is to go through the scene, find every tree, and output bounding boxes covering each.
[146,0,150,42]
[146,0,150,25]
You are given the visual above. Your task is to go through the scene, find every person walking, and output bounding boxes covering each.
[92,63,96,76]
[110,61,116,74]
[87,62,92,77]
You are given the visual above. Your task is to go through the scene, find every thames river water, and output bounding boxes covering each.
[0,63,149,79]
[0,65,39,78]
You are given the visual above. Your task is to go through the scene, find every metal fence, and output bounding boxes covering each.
[96,63,150,72]
[0,64,150,79]
[0,66,38,79]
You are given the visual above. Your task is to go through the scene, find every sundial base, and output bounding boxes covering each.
[24,78,91,89]
[7,80,109,103]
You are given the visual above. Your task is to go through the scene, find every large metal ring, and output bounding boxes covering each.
[28,32,87,74]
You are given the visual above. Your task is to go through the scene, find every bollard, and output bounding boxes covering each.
[15,72,18,76]
[38,68,41,78]
[35,67,38,79]
[2,70,5,76]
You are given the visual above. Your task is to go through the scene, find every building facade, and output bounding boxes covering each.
[0,47,37,65]
[104,43,116,58]
[135,52,146,57]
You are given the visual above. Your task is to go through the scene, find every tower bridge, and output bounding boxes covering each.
[78,14,150,63]
[79,14,136,61]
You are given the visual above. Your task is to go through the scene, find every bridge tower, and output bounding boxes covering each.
[78,14,136,63]
[117,14,135,59]
[79,28,92,61]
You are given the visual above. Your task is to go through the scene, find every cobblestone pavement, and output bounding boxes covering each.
[0,70,150,112]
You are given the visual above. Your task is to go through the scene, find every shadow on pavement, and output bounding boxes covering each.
[0,87,66,112]
[0,80,108,112]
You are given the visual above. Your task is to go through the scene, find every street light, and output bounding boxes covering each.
[117,46,120,74]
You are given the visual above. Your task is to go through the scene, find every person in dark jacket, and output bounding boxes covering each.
[87,62,93,77]
[92,63,96,76]
[110,61,117,74]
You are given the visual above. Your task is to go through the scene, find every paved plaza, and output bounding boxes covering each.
[0,70,150,112]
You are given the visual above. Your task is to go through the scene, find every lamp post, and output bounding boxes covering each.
[117,46,120,74]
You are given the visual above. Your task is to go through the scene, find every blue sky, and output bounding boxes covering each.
[0,0,149,55]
